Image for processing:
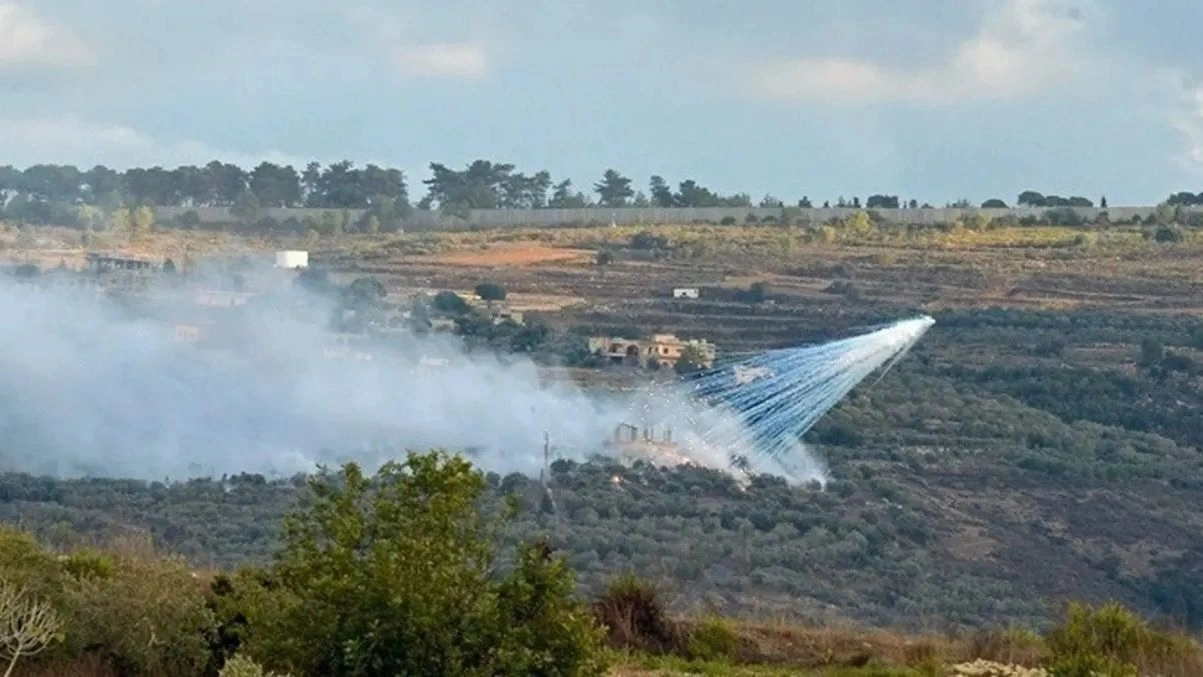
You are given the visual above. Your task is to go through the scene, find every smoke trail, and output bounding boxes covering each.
[671,316,935,482]
[0,267,930,485]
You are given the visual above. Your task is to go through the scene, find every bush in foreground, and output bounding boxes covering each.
[591,575,683,654]
[228,452,607,676]
[1045,601,1202,677]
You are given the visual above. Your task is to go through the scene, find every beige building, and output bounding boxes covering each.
[588,333,716,369]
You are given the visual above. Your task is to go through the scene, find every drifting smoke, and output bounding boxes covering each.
[0,266,931,485]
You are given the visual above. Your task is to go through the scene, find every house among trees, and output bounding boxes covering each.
[84,253,158,274]
[588,333,716,369]
[82,252,160,294]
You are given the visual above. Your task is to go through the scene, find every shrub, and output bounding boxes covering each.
[62,554,216,676]
[234,453,607,677]
[60,551,117,581]
[492,540,609,675]
[0,528,62,599]
[735,282,768,304]
[474,281,506,302]
[432,290,469,314]
[219,653,292,677]
[967,626,1047,667]
[629,231,668,250]
[1044,601,1203,677]
[686,615,739,661]
[591,575,681,653]
[1154,226,1184,243]
[720,216,737,226]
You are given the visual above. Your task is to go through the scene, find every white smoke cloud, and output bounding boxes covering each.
[0,2,95,71]
[744,0,1095,105]
[0,116,308,172]
[392,43,489,78]
[0,272,608,479]
[0,266,935,486]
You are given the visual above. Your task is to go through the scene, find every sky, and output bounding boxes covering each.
[1,0,1201,205]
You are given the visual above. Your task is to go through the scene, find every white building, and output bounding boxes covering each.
[274,250,309,269]
[672,287,700,299]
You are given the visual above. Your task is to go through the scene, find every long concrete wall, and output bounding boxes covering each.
[152,205,1197,230]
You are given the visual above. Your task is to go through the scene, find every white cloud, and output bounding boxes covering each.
[0,2,94,70]
[0,116,306,169]
[393,43,488,78]
[745,0,1093,105]
[1167,75,1203,177]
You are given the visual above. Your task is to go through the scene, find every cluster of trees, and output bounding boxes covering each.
[416,163,760,212]
[301,274,572,359]
[0,452,609,676]
[0,161,408,210]
[0,161,758,218]
[1016,191,1102,208]
[3,161,1148,224]
[1165,191,1203,207]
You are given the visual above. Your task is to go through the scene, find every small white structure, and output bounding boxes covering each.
[274,250,309,269]
[673,287,700,299]
[194,289,255,307]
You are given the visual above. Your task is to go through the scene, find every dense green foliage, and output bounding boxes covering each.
[0,453,607,676]
[225,453,605,676]
[0,161,758,226]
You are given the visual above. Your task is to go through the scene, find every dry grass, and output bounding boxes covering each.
[419,243,591,266]
[629,611,1203,676]
[0,225,281,269]
[705,618,952,670]
[963,627,1048,667]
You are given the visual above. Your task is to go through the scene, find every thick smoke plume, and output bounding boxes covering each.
[0,265,926,485]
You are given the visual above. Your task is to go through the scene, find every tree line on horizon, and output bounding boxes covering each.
[0,160,1173,221]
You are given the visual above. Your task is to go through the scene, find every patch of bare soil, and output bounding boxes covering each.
[421,244,590,267]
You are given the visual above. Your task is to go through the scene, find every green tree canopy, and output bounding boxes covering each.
[432,290,470,314]
[345,277,387,311]
[474,282,507,302]
[593,170,634,207]
[232,453,606,677]
[648,176,674,207]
